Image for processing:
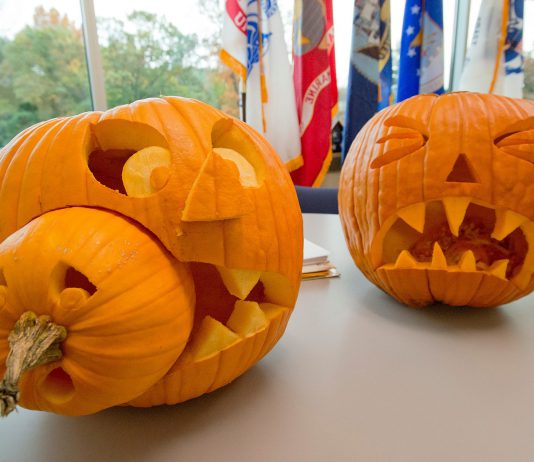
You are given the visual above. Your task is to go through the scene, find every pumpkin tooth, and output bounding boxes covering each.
[511,222,534,290]
[226,300,268,336]
[189,316,240,361]
[259,302,290,319]
[458,250,477,271]
[512,269,533,291]
[488,259,509,280]
[431,242,448,269]
[397,202,426,233]
[259,272,295,306]
[491,209,528,241]
[216,266,262,300]
[394,250,418,268]
[442,197,470,237]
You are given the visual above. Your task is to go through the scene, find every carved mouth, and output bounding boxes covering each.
[177,263,293,363]
[371,198,534,290]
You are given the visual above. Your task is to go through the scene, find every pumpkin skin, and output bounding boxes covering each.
[0,207,195,415]
[339,93,534,308]
[0,97,302,414]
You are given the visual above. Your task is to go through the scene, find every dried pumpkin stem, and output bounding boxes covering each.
[0,311,67,417]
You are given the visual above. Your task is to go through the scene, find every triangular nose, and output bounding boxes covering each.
[446,153,479,183]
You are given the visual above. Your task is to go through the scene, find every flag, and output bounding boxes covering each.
[220,0,301,170]
[397,0,444,102]
[342,0,392,158]
[459,0,524,98]
[291,0,338,186]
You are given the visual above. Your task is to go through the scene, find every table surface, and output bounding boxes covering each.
[2,213,534,462]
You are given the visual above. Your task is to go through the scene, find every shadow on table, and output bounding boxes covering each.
[361,290,511,332]
[31,366,274,462]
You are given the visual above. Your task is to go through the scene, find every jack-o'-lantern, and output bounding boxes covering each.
[0,96,302,416]
[339,93,534,308]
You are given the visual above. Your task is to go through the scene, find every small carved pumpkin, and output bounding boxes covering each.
[339,93,534,308]
[0,97,302,415]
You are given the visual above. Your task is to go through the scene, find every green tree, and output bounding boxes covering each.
[100,11,222,108]
[0,7,91,145]
[0,6,241,147]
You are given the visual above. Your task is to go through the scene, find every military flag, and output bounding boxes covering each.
[342,0,392,158]
[291,0,338,186]
[397,0,444,102]
[220,0,301,169]
[459,0,524,98]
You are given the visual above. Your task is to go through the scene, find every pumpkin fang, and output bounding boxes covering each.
[373,197,534,290]
[183,264,293,361]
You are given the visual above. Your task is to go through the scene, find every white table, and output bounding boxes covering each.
[2,214,534,462]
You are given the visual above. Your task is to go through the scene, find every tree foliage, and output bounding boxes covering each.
[0,8,91,145]
[100,11,207,106]
[0,6,239,147]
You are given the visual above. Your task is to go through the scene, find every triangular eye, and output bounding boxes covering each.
[446,154,479,183]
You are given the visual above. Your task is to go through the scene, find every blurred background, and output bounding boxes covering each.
[0,0,531,185]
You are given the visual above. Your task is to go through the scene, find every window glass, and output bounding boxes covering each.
[92,0,239,116]
[0,1,91,146]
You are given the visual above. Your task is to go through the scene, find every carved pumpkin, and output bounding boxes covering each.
[0,96,302,415]
[339,93,534,308]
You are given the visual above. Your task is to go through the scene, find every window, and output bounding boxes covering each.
[92,0,236,111]
[0,0,531,148]
[0,1,92,145]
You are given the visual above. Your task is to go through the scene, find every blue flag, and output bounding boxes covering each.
[504,0,525,89]
[397,0,444,102]
[342,0,392,158]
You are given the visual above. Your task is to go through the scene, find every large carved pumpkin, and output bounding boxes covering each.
[0,96,302,416]
[339,93,534,308]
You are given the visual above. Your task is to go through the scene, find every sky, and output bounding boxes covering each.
[0,0,533,90]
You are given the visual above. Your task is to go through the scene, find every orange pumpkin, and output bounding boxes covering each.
[0,96,302,415]
[339,92,534,308]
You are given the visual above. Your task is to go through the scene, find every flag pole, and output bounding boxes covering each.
[240,77,247,122]
[256,0,268,133]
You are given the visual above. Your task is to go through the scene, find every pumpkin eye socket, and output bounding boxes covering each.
[53,264,97,311]
[0,269,6,312]
[495,128,534,164]
[88,120,170,196]
[63,266,97,295]
[212,118,265,185]
[371,115,428,169]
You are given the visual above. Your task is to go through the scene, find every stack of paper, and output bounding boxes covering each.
[302,239,339,280]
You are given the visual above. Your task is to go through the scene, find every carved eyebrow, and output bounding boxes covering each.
[384,115,429,137]
[369,115,429,169]
[494,116,534,144]
[376,131,423,144]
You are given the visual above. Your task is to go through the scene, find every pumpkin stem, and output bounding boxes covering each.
[0,311,66,417]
